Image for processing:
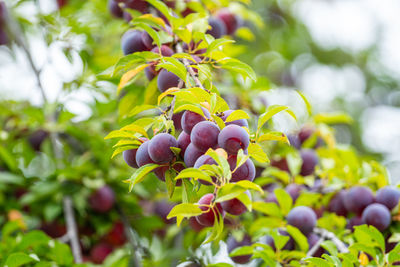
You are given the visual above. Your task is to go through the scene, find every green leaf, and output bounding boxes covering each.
[258,132,289,144]
[296,90,312,117]
[274,188,292,215]
[128,164,160,191]
[16,230,51,250]
[158,57,187,80]
[145,0,172,22]
[165,168,176,198]
[5,253,37,267]
[175,168,213,184]
[320,240,337,256]
[207,263,233,267]
[216,184,246,202]
[252,201,282,218]
[286,225,308,252]
[305,257,333,267]
[167,203,202,219]
[229,246,253,257]
[181,178,197,203]
[225,110,250,123]
[313,112,353,125]
[128,105,158,118]
[174,104,205,116]
[248,143,269,163]
[236,180,263,194]
[205,149,231,181]
[219,58,257,82]
[257,105,296,133]
[206,38,235,54]
[117,64,149,94]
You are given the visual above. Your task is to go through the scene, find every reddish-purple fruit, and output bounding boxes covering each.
[227,155,255,182]
[194,155,217,185]
[154,201,176,224]
[108,0,123,18]
[327,190,348,217]
[124,0,148,13]
[221,191,250,215]
[218,125,249,155]
[347,216,363,230]
[145,45,175,81]
[217,10,241,35]
[287,206,317,235]
[90,243,113,264]
[172,111,183,131]
[344,186,374,216]
[221,110,249,128]
[135,141,155,167]
[300,149,318,176]
[285,184,304,202]
[105,222,126,246]
[265,192,278,205]
[148,133,177,164]
[0,29,7,45]
[189,217,205,232]
[121,30,150,55]
[177,131,191,157]
[307,233,324,257]
[227,235,252,264]
[123,149,138,168]
[298,126,323,148]
[270,158,290,172]
[157,69,180,92]
[190,121,220,152]
[40,221,66,238]
[89,185,116,213]
[184,143,203,167]
[361,203,391,231]
[206,17,227,39]
[376,186,400,211]
[287,133,301,149]
[153,163,183,186]
[181,108,211,134]
[195,193,224,226]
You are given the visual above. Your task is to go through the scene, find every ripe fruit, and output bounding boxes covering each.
[0,29,7,45]
[28,129,49,151]
[135,141,155,167]
[347,216,363,230]
[206,17,227,39]
[226,235,252,264]
[121,30,150,55]
[221,110,249,128]
[184,143,203,167]
[217,10,241,35]
[124,0,148,13]
[189,217,205,232]
[287,133,301,149]
[298,126,323,148]
[108,0,123,18]
[307,233,324,257]
[40,221,66,238]
[376,186,400,210]
[195,193,224,226]
[227,155,255,182]
[285,184,304,201]
[172,111,183,131]
[90,243,113,264]
[89,186,116,213]
[154,201,176,224]
[157,69,180,92]
[287,206,317,235]
[145,45,175,80]
[327,190,348,217]
[300,149,318,176]
[181,108,211,134]
[270,157,290,173]
[148,133,177,164]
[361,203,391,231]
[177,131,190,157]
[122,137,147,168]
[221,191,250,215]
[344,186,374,216]
[153,163,183,186]
[105,222,126,246]
[218,125,249,155]
[194,155,217,185]
[264,230,294,251]
[190,121,220,152]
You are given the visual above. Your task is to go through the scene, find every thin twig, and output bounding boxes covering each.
[306,236,325,257]
[175,43,205,90]
[313,228,348,253]
[63,197,83,263]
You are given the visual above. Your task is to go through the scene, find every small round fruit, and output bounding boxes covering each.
[344,186,374,216]
[287,206,317,235]
[218,124,249,155]
[194,155,217,185]
[172,111,183,131]
[135,141,155,167]
[307,233,324,257]
[227,235,252,264]
[148,133,177,164]
[184,143,203,167]
[89,185,116,213]
[361,203,391,231]
[300,149,318,176]
[90,243,113,264]
[123,149,139,168]
[217,9,241,35]
[195,193,224,227]
[181,108,211,134]
[376,186,400,211]
[108,0,123,18]
[121,30,150,55]
[228,155,255,182]
[153,163,183,186]
[221,191,250,215]
[347,216,363,231]
[105,222,126,246]
[157,69,180,92]
[206,17,227,39]
[191,121,220,152]
[177,131,191,157]
[327,190,348,217]
[221,110,249,127]
[285,184,304,201]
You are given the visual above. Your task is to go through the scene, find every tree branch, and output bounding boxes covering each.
[313,227,348,253]
[306,236,324,257]
[63,197,83,263]
[175,43,205,90]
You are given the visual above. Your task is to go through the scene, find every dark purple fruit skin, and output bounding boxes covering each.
[177,131,191,157]
[154,201,176,224]
[172,111,183,131]
[145,45,175,81]
[221,110,249,128]
[376,186,400,211]
[153,163,183,186]
[287,133,301,149]
[157,69,180,92]
[361,203,391,231]
[285,184,304,202]
[190,121,220,152]
[194,155,217,185]
[228,155,255,182]
[227,235,252,264]
[135,141,155,167]
[121,30,150,55]
[221,191,250,215]
[327,190,348,217]
[307,233,324,257]
[347,216,363,231]
[300,149,318,176]
[217,10,241,35]
[0,29,7,45]
[196,193,224,227]
[108,0,123,18]
[265,192,278,204]
[344,186,375,216]
[218,124,250,155]
[270,158,290,173]
[28,129,49,151]
[123,149,138,168]
[287,206,317,235]
[148,133,177,164]
[189,217,205,232]
[89,186,116,213]
[206,17,227,39]
[91,243,113,264]
[298,126,323,148]
[181,108,211,134]
[124,0,148,13]
[265,230,294,251]
[184,143,203,167]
